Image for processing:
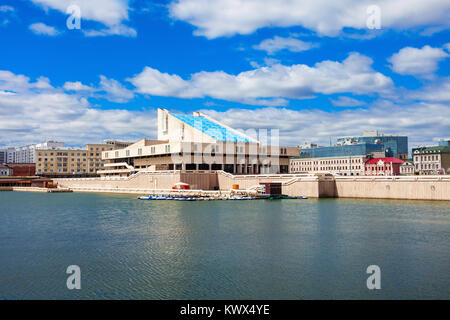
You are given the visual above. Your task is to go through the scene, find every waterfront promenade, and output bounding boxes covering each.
[53,171,450,201]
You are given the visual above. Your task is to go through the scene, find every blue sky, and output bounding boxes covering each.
[0,0,449,148]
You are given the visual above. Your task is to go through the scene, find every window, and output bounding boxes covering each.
[138,148,142,155]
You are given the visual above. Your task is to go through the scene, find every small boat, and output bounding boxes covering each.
[138,195,151,200]
[228,196,254,200]
[175,197,196,201]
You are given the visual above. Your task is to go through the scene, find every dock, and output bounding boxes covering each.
[0,187,72,193]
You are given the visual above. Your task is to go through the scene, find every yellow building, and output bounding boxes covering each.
[35,141,131,176]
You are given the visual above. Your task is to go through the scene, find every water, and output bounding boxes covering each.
[0,192,448,300]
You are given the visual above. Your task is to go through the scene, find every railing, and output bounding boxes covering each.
[334,175,450,182]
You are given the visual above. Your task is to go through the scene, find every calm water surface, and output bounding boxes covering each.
[0,192,449,299]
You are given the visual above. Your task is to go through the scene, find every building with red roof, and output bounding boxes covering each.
[365,157,404,176]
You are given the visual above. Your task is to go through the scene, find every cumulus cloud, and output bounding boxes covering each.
[29,22,60,36]
[408,77,450,102]
[169,0,450,38]
[0,70,153,146]
[62,76,134,103]
[388,45,449,77]
[63,81,95,92]
[98,75,134,103]
[1,68,447,149]
[200,102,450,148]
[254,36,317,55]
[31,0,136,37]
[129,53,393,106]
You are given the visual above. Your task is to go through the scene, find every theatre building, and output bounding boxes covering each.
[99,108,299,176]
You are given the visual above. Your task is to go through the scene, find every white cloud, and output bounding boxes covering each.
[31,0,136,37]
[330,96,366,107]
[200,102,450,148]
[63,81,94,92]
[0,70,155,146]
[99,75,134,103]
[254,36,317,55]
[388,45,449,77]
[82,24,137,37]
[408,77,450,102]
[29,22,60,36]
[169,0,450,38]
[129,53,393,106]
[1,69,447,149]
[444,43,450,52]
[63,76,134,103]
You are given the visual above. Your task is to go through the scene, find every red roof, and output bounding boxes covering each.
[365,157,404,164]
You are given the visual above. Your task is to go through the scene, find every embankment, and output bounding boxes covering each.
[53,171,450,200]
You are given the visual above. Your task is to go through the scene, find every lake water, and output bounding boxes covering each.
[0,192,448,299]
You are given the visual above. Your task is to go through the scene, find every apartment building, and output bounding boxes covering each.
[35,142,127,176]
[6,141,64,163]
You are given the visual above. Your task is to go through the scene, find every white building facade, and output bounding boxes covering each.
[6,141,64,163]
[290,155,368,176]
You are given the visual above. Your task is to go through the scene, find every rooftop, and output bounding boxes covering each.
[172,114,250,143]
[365,157,404,164]
[414,146,450,154]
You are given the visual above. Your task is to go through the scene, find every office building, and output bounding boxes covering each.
[336,130,408,159]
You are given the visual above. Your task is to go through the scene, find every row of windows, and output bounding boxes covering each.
[292,158,363,166]
[416,163,440,170]
[291,165,362,171]
[89,147,113,151]
[415,155,440,162]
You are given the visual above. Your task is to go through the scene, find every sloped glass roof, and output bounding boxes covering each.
[172,114,249,142]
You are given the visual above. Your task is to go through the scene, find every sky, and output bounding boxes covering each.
[0,0,449,149]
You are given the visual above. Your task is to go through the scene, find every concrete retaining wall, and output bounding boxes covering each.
[54,171,450,200]
[333,176,450,200]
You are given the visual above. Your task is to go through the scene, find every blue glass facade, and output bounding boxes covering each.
[299,143,384,158]
[438,140,450,147]
[172,114,250,142]
[336,135,408,158]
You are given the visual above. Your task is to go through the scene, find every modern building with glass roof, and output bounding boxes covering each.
[99,108,299,176]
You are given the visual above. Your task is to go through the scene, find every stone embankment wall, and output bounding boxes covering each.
[332,176,450,200]
[54,171,450,200]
